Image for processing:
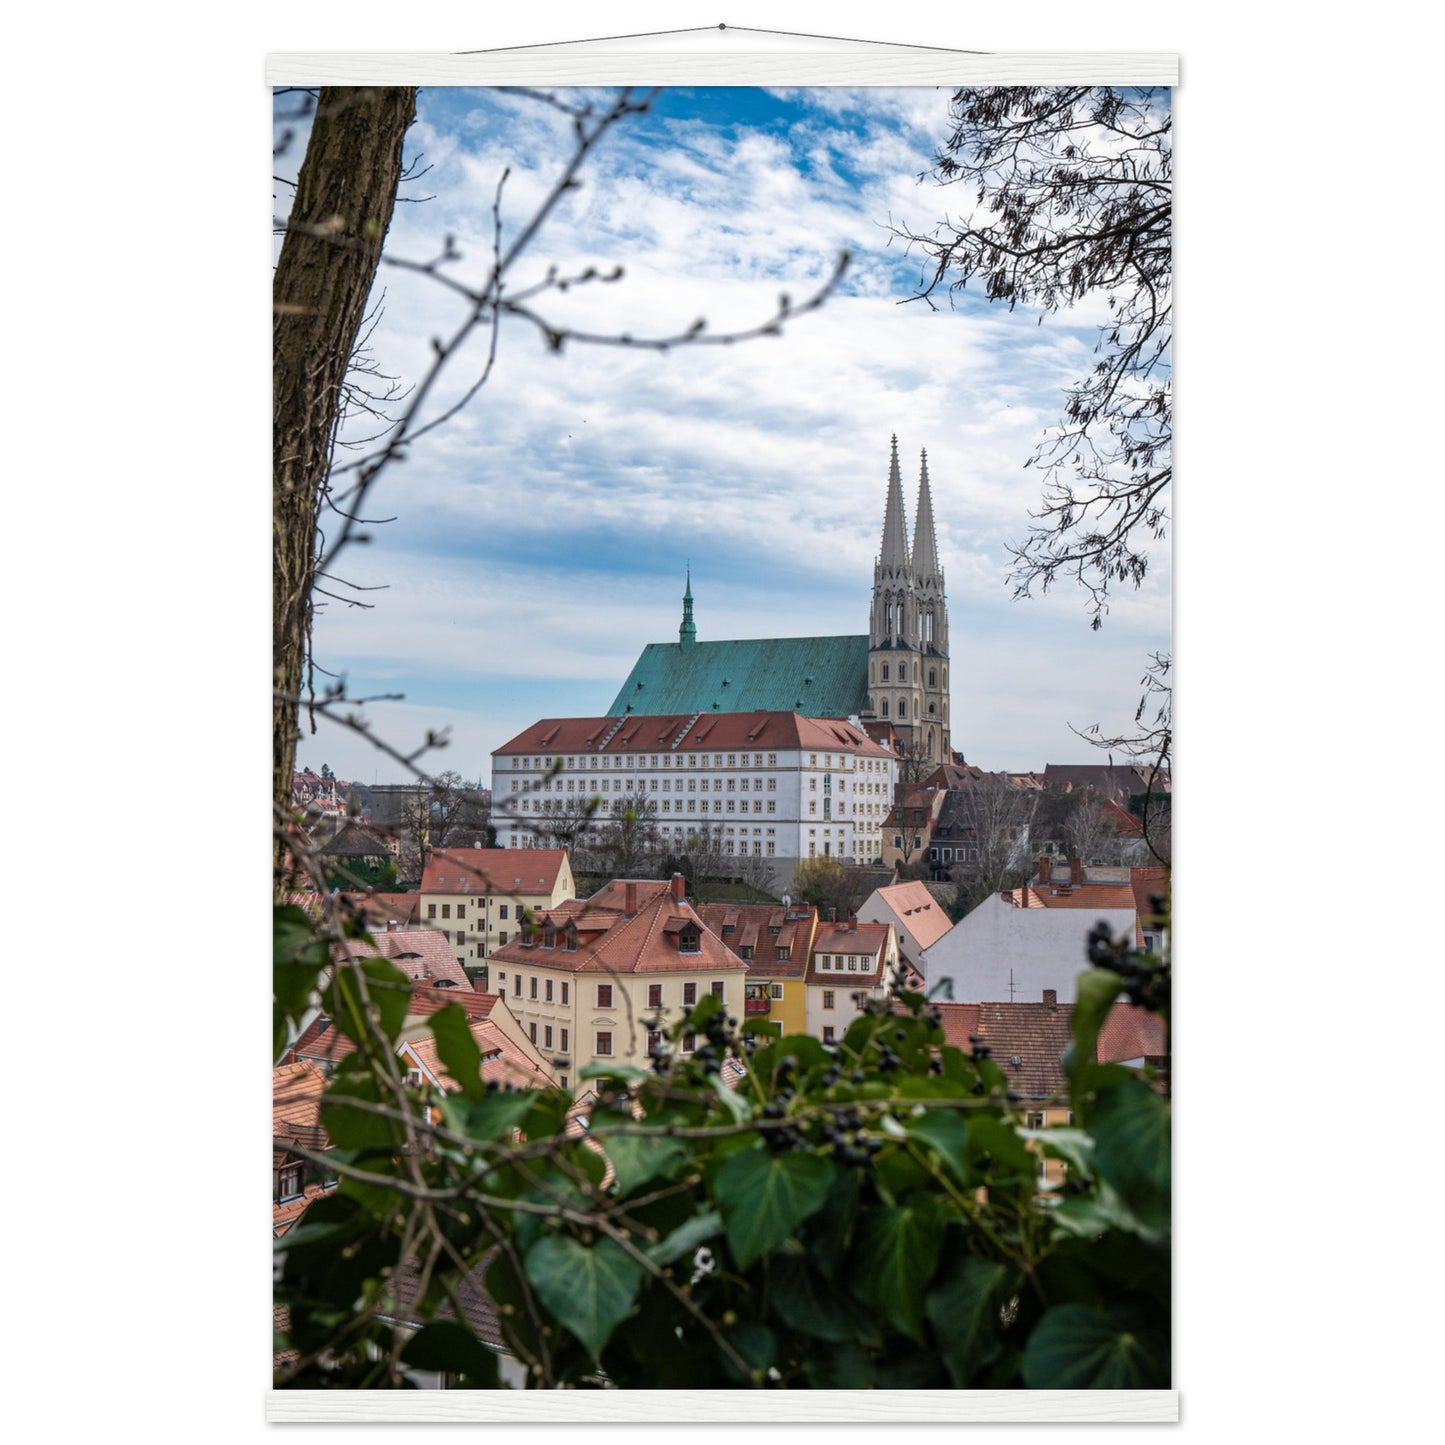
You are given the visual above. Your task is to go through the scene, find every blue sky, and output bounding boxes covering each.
[281,85,1171,786]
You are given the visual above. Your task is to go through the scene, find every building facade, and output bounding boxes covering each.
[491,711,897,883]
[418,848,575,970]
[486,874,749,1093]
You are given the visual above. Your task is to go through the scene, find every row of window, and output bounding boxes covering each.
[527,1021,570,1053]
[814,953,878,972]
[507,979,727,1009]
[426,902,512,921]
[507,751,890,773]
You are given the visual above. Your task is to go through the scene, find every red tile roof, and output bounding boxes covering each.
[935,999,1166,1100]
[696,902,818,980]
[491,885,746,977]
[1013,883,1138,911]
[804,919,894,987]
[871,881,953,950]
[273,1062,329,1149]
[341,928,473,990]
[494,711,893,760]
[1097,1004,1167,1063]
[421,848,570,896]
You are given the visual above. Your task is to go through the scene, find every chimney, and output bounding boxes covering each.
[670,871,686,903]
[830,907,837,924]
[848,912,857,933]
[1038,855,1052,885]
[1070,855,1083,887]
[386,919,397,932]
[1043,988,1057,1010]
[625,881,638,916]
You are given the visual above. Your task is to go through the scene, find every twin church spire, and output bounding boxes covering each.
[869,435,950,767]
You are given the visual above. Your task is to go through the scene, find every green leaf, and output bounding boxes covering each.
[965,1114,1036,1178]
[713,1148,833,1269]
[769,1254,857,1343]
[601,1132,688,1197]
[1022,1302,1168,1388]
[907,1111,971,1182]
[523,1233,644,1361]
[400,1322,500,1388]
[329,956,412,1049]
[848,1197,945,1341]
[1068,968,1123,1082]
[925,1255,1012,1386]
[465,1089,537,1141]
[319,1071,403,1150]
[1088,1080,1170,1231]
[647,1209,723,1267]
[425,1005,487,1102]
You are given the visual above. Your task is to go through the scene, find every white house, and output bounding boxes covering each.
[920,892,1137,1005]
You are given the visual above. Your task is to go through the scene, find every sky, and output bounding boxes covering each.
[279,84,1172,787]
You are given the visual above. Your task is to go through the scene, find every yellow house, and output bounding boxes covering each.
[419,847,574,973]
[696,900,816,1037]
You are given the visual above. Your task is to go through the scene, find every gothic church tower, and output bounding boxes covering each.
[866,437,951,769]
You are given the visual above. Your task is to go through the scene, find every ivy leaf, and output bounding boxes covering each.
[647,1210,723,1267]
[523,1233,644,1361]
[465,1089,537,1141]
[399,1322,500,1388]
[1087,1080,1170,1231]
[769,1254,857,1343]
[1022,1302,1168,1388]
[425,1005,487,1102]
[925,1255,1012,1386]
[602,1132,688,1197]
[907,1110,971,1182]
[329,956,412,1049]
[1066,968,1123,1083]
[848,1197,945,1341]
[713,1149,833,1269]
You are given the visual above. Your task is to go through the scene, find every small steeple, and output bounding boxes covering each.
[678,565,697,649]
[879,435,911,572]
[912,448,940,579]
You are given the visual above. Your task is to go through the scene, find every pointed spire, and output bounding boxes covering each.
[912,448,940,579]
[678,564,696,649]
[879,435,910,572]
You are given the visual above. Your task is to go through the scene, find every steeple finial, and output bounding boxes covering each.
[679,565,697,649]
[912,448,940,579]
[879,435,910,572]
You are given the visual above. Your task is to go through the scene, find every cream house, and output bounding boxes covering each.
[418,847,574,972]
[486,874,748,1093]
[804,916,901,1047]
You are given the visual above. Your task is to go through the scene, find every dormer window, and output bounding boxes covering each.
[276,1161,304,1203]
[678,925,701,955]
[562,923,578,952]
[542,924,557,949]
[776,947,790,962]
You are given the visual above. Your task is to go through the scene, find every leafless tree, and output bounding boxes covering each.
[272,86,850,894]
[945,773,1039,912]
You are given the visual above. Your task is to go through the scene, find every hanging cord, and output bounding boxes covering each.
[457,22,987,56]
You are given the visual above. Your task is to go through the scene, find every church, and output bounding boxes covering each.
[607,437,952,769]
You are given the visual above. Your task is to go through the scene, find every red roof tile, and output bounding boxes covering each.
[491,886,746,976]
[494,711,892,760]
[696,901,818,980]
[871,881,953,950]
[422,848,569,896]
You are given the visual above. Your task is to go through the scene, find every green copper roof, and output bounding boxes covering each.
[607,635,871,719]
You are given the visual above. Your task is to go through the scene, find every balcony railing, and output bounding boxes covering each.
[744,996,772,1015]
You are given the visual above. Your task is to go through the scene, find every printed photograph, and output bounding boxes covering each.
[273,81,1172,1393]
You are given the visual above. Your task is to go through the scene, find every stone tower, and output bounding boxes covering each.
[866,437,950,769]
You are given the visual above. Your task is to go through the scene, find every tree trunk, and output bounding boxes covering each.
[273,87,417,896]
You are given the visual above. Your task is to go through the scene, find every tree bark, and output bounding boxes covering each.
[273,87,417,895]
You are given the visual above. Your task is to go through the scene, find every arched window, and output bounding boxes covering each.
[882,662,890,681]
[898,699,907,719]
[928,668,936,688]
[881,699,889,717]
